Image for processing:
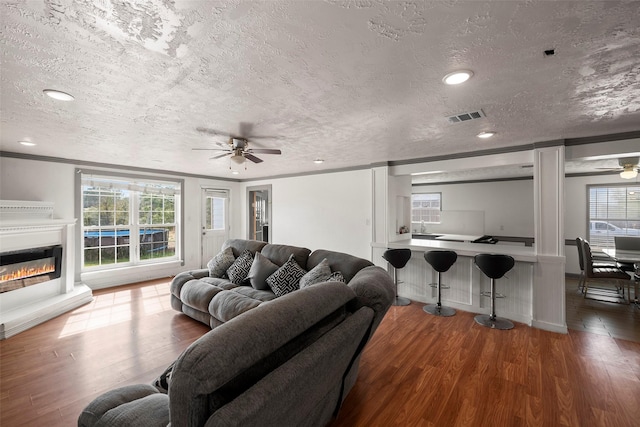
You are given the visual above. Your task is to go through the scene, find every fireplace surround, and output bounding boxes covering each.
[0,200,93,339]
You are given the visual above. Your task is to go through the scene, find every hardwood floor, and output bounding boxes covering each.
[1,278,639,427]
[565,277,640,342]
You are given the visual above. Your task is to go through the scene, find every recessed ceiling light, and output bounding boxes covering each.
[477,131,496,139]
[43,89,75,101]
[313,159,324,164]
[19,140,36,146]
[231,170,240,175]
[442,70,473,85]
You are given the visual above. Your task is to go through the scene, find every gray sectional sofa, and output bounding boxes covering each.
[78,239,395,427]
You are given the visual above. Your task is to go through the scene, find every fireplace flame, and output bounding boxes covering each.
[0,259,56,283]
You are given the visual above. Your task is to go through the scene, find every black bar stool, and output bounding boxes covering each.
[474,253,515,330]
[382,248,412,306]
[423,250,457,317]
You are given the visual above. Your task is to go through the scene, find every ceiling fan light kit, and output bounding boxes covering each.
[620,168,638,179]
[231,154,245,165]
[193,125,283,168]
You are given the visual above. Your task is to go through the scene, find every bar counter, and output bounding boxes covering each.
[372,239,537,326]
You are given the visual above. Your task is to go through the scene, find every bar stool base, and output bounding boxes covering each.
[423,304,456,317]
[474,314,514,330]
[393,296,411,306]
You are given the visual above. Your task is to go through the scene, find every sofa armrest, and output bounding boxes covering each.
[170,269,209,297]
[78,384,169,427]
[347,266,395,333]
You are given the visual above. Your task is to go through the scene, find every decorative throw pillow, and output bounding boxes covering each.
[207,246,235,278]
[299,258,332,288]
[226,249,254,284]
[266,254,307,297]
[247,252,279,290]
[326,271,346,283]
[152,361,175,394]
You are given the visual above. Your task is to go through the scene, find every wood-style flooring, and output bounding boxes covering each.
[565,276,640,342]
[1,278,639,427]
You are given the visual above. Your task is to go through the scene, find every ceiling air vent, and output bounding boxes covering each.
[447,109,486,124]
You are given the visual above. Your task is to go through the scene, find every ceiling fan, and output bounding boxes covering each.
[193,123,282,165]
[596,157,639,179]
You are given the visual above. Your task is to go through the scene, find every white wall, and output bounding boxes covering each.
[413,179,535,237]
[241,169,373,260]
[0,156,240,288]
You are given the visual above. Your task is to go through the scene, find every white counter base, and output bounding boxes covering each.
[373,239,560,330]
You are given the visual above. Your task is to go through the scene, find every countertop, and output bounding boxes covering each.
[373,238,538,262]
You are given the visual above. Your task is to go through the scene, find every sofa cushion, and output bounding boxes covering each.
[247,252,279,290]
[300,258,331,288]
[209,291,263,323]
[261,243,311,269]
[78,384,168,427]
[266,254,307,297]
[180,281,227,312]
[227,249,254,284]
[308,249,373,283]
[221,239,268,258]
[232,286,277,302]
[207,246,235,278]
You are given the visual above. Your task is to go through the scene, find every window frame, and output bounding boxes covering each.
[76,169,184,272]
[586,183,640,249]
[411,192,442,228]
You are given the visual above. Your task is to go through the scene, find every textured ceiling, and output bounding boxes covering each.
[1,0,640,181]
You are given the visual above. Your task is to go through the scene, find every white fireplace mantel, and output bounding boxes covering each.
[0,200,93,339]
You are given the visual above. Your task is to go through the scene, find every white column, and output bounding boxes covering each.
[371,166,389,268]
[532,145,567,333]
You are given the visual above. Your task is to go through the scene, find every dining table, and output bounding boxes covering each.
[602,248,640,305]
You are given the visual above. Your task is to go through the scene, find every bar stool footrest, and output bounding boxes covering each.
[428,283,450,289]
[480,291,506,298]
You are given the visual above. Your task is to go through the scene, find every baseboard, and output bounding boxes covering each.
[531,319,568,334]
[0,284,93,340]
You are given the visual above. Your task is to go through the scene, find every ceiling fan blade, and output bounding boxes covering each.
[247,135,282,140]
[192,148,229,151]
[248,148,282,155]
[210,153,232,160]
[196,127,232,137]
[244,153,264,163]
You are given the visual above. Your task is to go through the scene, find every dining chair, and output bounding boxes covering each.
[575,237,617,293]
[614,236,640,273]
[580,239,630,303]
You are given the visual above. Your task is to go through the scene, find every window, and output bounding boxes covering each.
[587,184,640,249]
[205,195,226,231]
[81,173,181,269]
[412,193,441,226]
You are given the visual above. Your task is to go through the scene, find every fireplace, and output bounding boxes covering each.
[0,200,93,339]
[1,245,63,293]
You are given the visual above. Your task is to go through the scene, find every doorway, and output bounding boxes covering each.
[247,185,271,242]
[201,189,229,267]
